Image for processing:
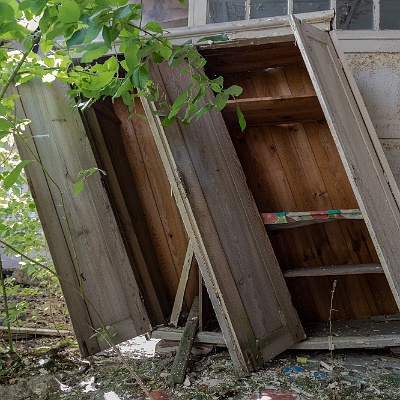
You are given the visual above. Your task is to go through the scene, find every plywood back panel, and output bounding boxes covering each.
[111,98,197,312]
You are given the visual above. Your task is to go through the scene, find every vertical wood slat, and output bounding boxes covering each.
[144,61,304,373]
[290,17,400,308]
[13,80,151,355]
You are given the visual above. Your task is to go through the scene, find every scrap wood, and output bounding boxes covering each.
[170,296,199,386]
[0,326,71,338]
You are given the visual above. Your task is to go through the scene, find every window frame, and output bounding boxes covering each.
[188,0,391,30]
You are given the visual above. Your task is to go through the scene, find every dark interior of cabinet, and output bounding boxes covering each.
[201,40,398,322]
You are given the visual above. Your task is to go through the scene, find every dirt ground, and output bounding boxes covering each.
[1,282,400,400]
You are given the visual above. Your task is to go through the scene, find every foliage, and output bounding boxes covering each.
[0,0,243,140]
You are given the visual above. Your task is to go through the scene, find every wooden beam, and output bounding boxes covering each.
[223,94,324,127]
[170,297,199,385]
[283,264,383,278]
[170,242,194,327]
[261,209,363,229]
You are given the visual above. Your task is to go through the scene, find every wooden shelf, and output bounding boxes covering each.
[202,41,303,75]
[223,94,324,127]
[261,209,363,230]
[283,264,383,278]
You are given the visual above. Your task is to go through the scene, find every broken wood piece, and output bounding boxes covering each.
[261,209,363,229]
[156,339,214,356]
[0,326,71,337]
[170,242,194,327]
[170,296,199,386]
[151,327,226,346]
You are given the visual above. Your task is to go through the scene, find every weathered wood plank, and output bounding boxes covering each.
[223,94,324,126]
[284,264,383,278]
[170,297,199,385]
[145,60,304,373]
[290,17,400,308]
[13,80,151,356]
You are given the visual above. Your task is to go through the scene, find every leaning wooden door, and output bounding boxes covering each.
[290,16,400,307]
[12,80,151,356]
[146,62,304,373]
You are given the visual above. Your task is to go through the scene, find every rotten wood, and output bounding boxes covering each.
[170,297,199,385]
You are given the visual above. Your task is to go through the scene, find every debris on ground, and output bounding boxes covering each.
[1,284,400,399]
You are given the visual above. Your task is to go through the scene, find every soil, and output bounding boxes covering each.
[1,282,400,400]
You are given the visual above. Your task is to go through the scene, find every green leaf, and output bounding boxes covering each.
[131,65,148,89]
[73,180,84,196]
[84,21,102,43]
[89,71,115,91]
[144,21,163,34]
[125,40,140,71]
[197,33,229,43]
[152,52,163,63]
[0,118,12,131]
[169,91,188,118]
[224,85,243,97]
[66,28,87,49]
[114,5,131,19]
[58,0,81,24]
[214,92,229,112]
[161,116,176,126]
[31,0,47,15]
[80,44,109,63]
[236,104,246,131]
[193,104,214,121]
[0,3,15,22]
[102,26,119,49]
[4,160,33,190]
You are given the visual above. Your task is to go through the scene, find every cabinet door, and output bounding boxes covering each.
[290,16,400,308]
[13,80,151,356]
[146,61,305,373]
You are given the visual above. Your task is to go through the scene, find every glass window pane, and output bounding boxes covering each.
[250,1,287,19]
[208,0,246,23]
[293,0,330,14]
[336,0,373,29]
[380,0,400,29]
